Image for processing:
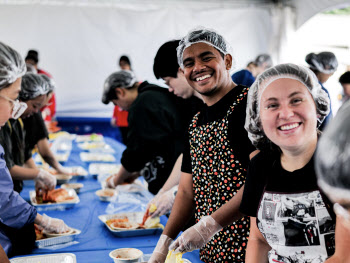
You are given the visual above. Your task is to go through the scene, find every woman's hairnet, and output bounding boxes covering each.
[316,100,350,201]
[102,70,137,104]
[177,27,234,69]
[39,74,55,93]
[305,52,338,74]
[0,42,26,90]
[19,73,50,101]
[245,63,330,149]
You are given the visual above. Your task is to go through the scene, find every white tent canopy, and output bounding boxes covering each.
[0,0,348,117]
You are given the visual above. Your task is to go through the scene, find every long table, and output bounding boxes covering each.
[13,136,200,262]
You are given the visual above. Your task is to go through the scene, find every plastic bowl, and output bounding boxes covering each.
[61,183,84,194]
[95,189,116,202]
[109,248,143,263]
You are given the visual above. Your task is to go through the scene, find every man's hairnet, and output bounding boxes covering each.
[176,27,234,69]
[254,54,273,69]
[316,100,350,201]
[0,42,26,90]
[245,63,330,149]
[39,74,55,93]
[102,70,137,104]
[305,52,338,74]
[19,73,50,101]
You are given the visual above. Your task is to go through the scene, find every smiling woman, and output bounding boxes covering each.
[241,63,337,263]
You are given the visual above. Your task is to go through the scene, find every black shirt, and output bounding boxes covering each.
[121,81,186,194]
[240,150,335,217]
[22,112,49,161]
[0,119,26,193]
[181,85,255,173]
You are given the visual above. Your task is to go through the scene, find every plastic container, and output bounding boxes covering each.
[30,189,80,211]
[80,152,116,163]
[10,253,77,263]
[109,248,143,263]
[95,189,117,202]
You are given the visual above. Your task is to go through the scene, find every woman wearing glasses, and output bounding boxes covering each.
[241,63,336,262]
[0,42,69,257]
[316,101,350,262]
[0,73,57,193]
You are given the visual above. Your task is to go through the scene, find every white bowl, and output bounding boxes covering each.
[95,189,116,202]
[55,174,72,185]
[109,248,143,263]
[61,183,84,194]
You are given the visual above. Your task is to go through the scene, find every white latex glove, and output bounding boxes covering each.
[34,169,57,190]
[106,174,117,188]
[148,234,173,263]
[169,215,222,253]
[149,186,178,218]
[39,214,70,234]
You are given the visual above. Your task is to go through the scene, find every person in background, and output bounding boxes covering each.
[146,40,204,218]
[102,70,185,195]
[25,49,56,122]
[231,54,273,87]
[316,100,350,262]
[111,55,132,144]
[305,51,338,130]
[0,73,56,193]
[0,41,69,257]
[241,63,335,262]
[338,71,350,106]
[150,28,256,263]
[22,74,68,175]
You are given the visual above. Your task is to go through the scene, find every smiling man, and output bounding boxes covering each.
[149,28,256,263]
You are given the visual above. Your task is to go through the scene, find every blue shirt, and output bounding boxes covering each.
[231,69,255,87]
[0,145,37,254]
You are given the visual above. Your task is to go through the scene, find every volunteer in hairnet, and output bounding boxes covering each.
[0,42,69,257]
[305,51,338,130]
[240,63,335,262]
[0,72,56,193]
[22,74,69,175]
[149,28,256,263]
[316,100,350,262]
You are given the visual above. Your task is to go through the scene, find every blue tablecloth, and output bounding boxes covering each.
[14,136,201,262]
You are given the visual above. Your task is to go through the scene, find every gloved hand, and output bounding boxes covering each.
[148,234,173,263]
[149,186,178,218]
[55,164,70,175]
[169,215,222,253]
[34,169,56,191]
[106,174,117,188]
[38,214,70,234]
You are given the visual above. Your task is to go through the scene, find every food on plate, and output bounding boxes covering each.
[34,224,73,240]
[36,188,75,204]
[96,189,115,197]
[144,216,161,229]
[149,203,157,213]
[165,250,185,263]
[141,203,157,226]
[106,217,138,230]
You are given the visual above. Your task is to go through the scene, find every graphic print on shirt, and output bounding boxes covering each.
[140,156,165,183]
[189,86,250,262]
[257,191,335,263]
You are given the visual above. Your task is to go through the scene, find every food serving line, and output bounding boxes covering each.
[10,134,200,262]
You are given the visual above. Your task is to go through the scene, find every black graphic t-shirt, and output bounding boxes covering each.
[240,151,336,262]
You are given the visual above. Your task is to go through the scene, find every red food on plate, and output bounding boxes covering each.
[36,188,75,204]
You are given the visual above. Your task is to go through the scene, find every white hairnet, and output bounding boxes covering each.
[245,63,330,149]
[19,73,50,101]
[177,27,234,69]
[102,70,137,104]
[0,42,26,90]
[305,52,338,74]
[39,74,55,93]
[254,54,273,68]
[316,100,350,201]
